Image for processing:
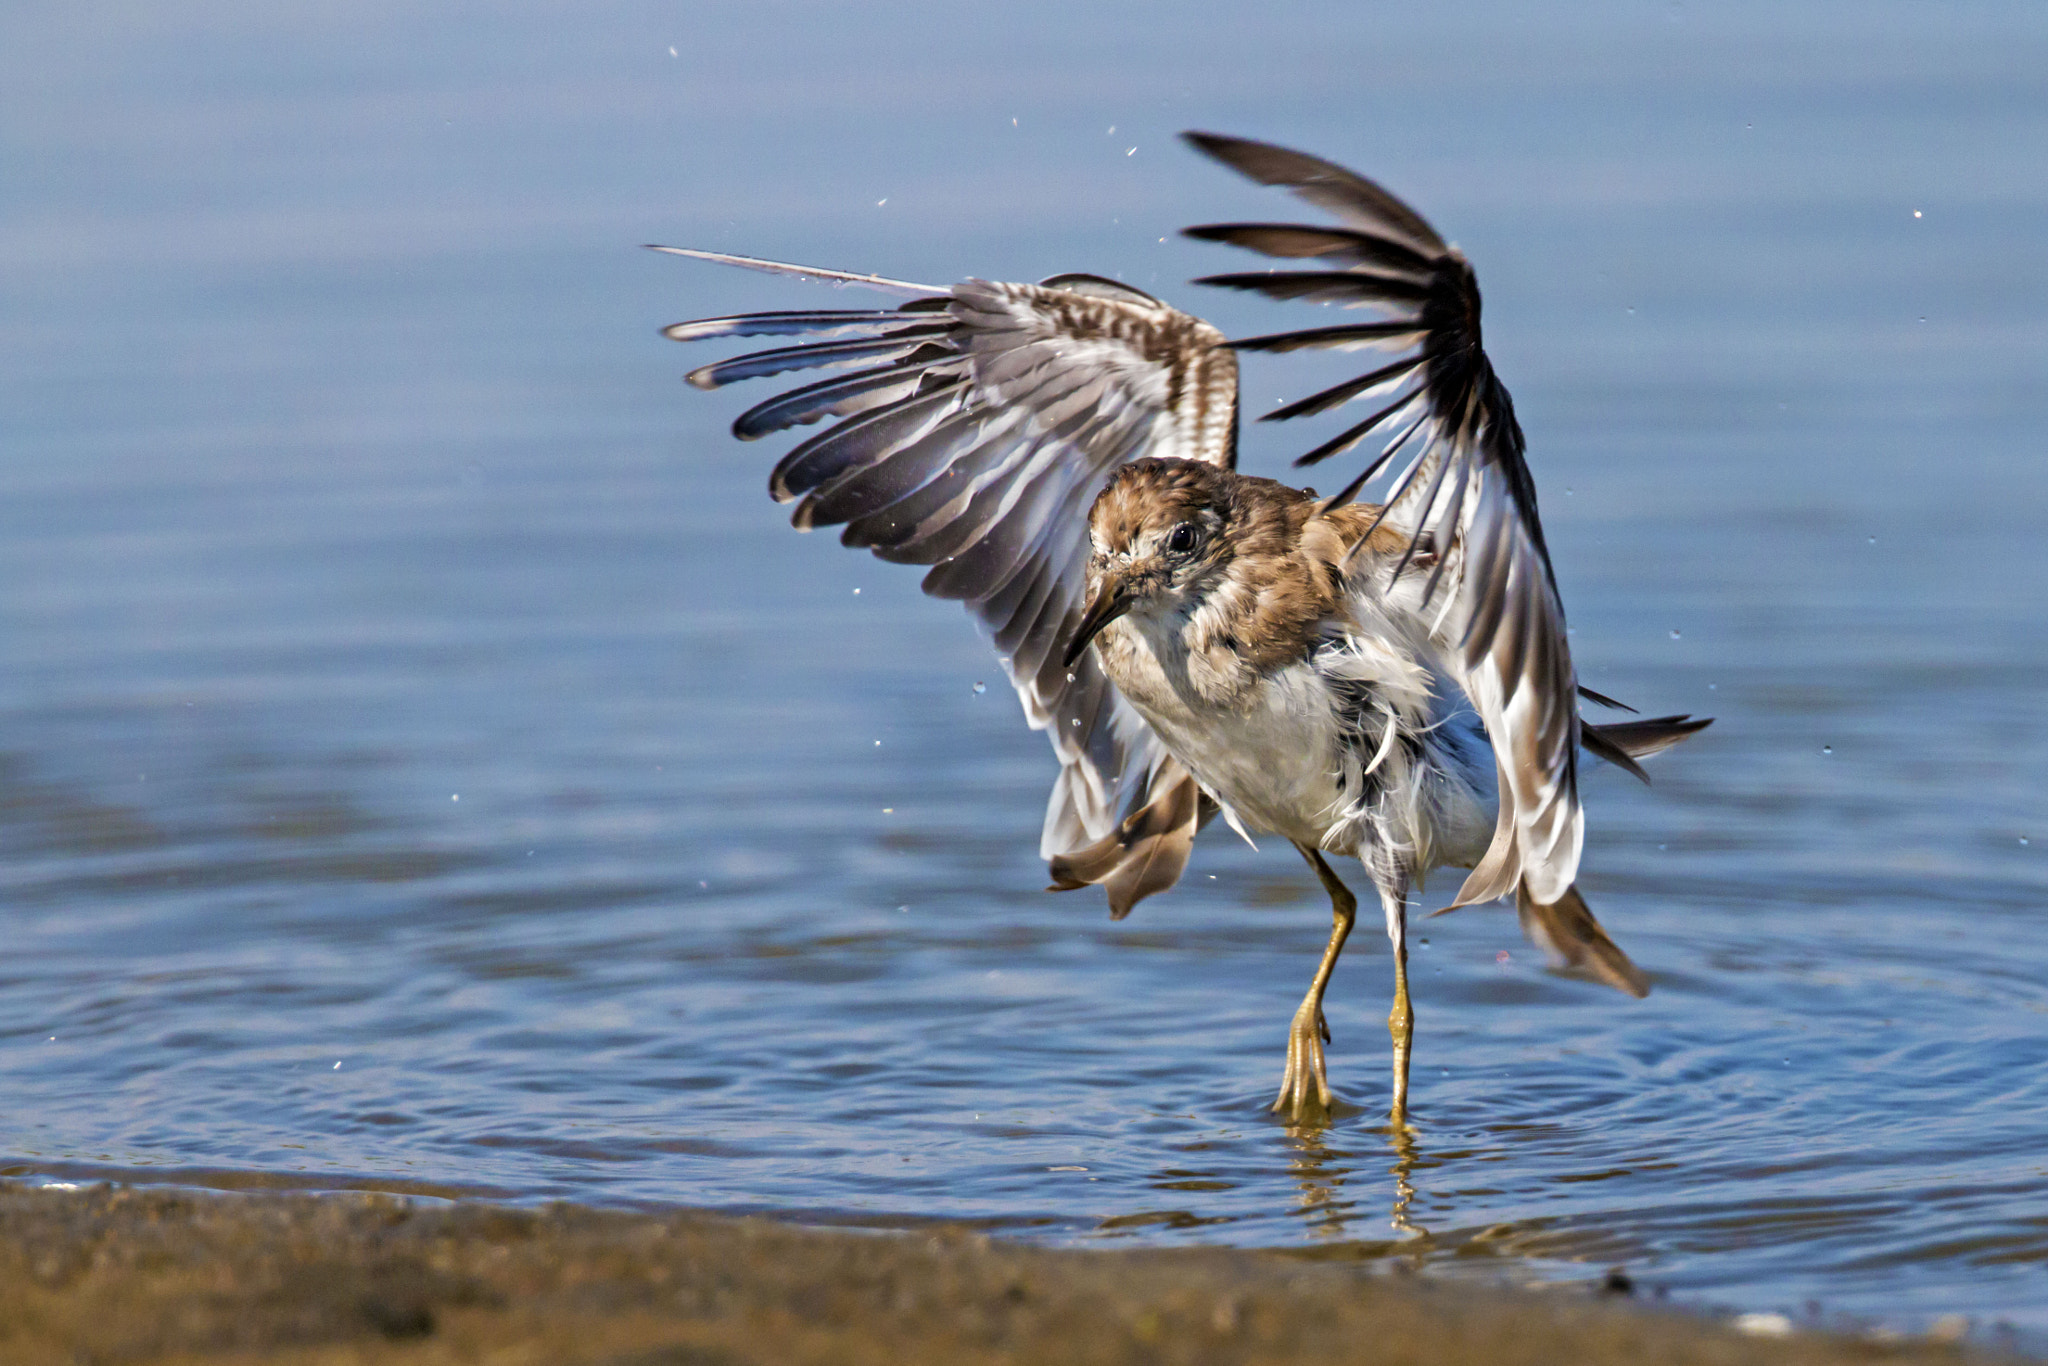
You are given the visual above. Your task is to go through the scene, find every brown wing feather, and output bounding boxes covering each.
[1516,883,1651,998]
[1046,763,1217,919]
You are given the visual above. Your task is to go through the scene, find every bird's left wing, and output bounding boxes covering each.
[1181,133,1583,908]
[657,248,1239,915]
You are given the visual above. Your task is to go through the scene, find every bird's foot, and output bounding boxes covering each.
[1272,1002,1334,1120]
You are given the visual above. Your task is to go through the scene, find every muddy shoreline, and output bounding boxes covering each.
[0,1182,2019,1365]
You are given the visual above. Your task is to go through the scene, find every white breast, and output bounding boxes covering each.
[1097,620,1355,851]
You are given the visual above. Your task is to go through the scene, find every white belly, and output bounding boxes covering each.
[1146,662,1354,848]
[1097,617,1499,873]
[1096,621,1353,848]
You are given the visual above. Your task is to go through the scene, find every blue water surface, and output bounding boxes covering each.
[3,0,2047,1344]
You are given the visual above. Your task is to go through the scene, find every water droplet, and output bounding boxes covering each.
[1495,950,1512,964]
[1821,745,1833,755]
[1913,209,1922,218]
[881,807,893,814]
[874,740,882,746]
[972,681,986,695]
[451,793,460,802]
[852,587,861,594]
[1868,536,1877,544]
[332,1061,342,1071]
[2021,837,2030,846]
[1707,682,1717,690]
[1071,717,1081,727]
[1669,628,1681,640]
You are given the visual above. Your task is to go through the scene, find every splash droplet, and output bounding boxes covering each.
[1669,629,1682,640]
[972,681,986,695]
[1821,745,1833,755]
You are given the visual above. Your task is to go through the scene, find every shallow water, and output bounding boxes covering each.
[5,0,2048,1343]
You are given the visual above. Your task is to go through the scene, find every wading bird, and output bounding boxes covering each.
[656,133,1706,1123]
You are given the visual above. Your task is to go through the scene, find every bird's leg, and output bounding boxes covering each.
[1380,878,1414,1126]
[1274,842,1356,1120]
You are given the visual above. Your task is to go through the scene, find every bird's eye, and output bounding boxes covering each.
[1166,524,1197,555]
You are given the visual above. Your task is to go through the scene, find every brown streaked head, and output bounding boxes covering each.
[1063,459,1245,667]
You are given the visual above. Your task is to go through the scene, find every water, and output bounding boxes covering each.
[5,0,2048,1343]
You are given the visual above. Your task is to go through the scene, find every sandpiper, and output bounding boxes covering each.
[655,132,1707,1123]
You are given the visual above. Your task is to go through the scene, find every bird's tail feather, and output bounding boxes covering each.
[1515,882,1650,998]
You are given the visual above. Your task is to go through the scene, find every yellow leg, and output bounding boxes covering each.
[1274,843,1356,1120]
[1382,882,1413,1126]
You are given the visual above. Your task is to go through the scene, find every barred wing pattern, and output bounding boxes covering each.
[660,251,1239,915]
[1182,132,1583,907]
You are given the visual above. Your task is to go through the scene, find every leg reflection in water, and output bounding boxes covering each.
[1283,1119,1431,1246]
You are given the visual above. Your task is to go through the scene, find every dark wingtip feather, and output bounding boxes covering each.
[1180,132,1447,254]
[1227,321,1424,354]
[1576,685,1637,714]
[1191,270,1428,308]
[1580,726,1652,784]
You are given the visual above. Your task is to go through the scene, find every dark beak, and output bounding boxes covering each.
[1063,579,1135,668]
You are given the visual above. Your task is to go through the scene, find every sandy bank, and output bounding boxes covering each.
[0,1183,2014,1365]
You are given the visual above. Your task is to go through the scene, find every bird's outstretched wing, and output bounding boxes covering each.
[1182,132,1582,907]
[658,248,1239,914]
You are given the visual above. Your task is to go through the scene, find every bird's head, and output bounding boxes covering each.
[1064,459,1237,667]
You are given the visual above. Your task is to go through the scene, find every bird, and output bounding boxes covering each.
[654,132,1708,1124]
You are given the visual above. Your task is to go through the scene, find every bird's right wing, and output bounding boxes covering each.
[1182,133,1585,909]
[657,249,1239,914]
